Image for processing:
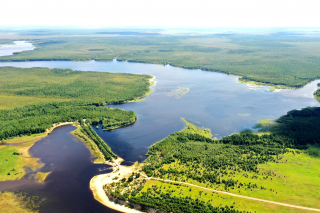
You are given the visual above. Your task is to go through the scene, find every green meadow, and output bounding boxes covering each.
[140,180,309,213]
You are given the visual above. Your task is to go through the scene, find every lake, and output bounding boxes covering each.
[1,59,319,162]
[0,41,34,57]
[0,42,319,212]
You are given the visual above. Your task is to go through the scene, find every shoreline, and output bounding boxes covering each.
[127,75,155,103]
[89,158,144,213]
[0,122,77,182]
[0,57,310,89]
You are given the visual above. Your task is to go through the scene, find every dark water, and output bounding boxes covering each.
[0,125,119,213]
[1,42,320,212]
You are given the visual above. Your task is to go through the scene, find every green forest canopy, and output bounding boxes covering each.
[0,67,152,141]
[106,107,320,213]
[1,33,320,87]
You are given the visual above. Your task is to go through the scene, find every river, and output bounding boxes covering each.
[0,42,319,212]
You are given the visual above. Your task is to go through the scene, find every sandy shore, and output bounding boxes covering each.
[89,158,143,213]
[46,122,75,134]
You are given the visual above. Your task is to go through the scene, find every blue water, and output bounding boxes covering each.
[1,59,319,161]
[1,42,320,212]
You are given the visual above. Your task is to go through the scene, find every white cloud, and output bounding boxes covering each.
[1,0,319,27]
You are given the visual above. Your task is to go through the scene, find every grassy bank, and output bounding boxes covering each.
[0,66,152,182]
[104,107,320,212]
[0,134,47,181]
[1,33,320,87]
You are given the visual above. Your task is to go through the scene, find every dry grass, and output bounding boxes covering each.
[0,191,36,213]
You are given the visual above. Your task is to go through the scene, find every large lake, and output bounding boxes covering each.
[0,59,319,162]
[0,42,319,212]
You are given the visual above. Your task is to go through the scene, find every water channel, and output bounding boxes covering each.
[0,42,319,212]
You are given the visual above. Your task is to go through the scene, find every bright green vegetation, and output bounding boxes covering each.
[0,66,151,141]
[0,146,26,181]
[0,66,152,182]
[1,33,320,87]
[0,103,137,142]
[105,176,244,213]
[181,118,212,138]
[0,134,47,181]
[79,120,117,160]
[0,67,152,108]
[34,172,50,183]
[253,119,274,132]
[72,127,105,163]
[106,107,320,212]
[0,191,45,213]
[139,180,304,213]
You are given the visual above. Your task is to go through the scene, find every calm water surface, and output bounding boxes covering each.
[1,59,319,162]
[1,42,320,212]
[0,125,118,213]
[0,41,34,56]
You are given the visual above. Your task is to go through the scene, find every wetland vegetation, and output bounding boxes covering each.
[0,191,45,213]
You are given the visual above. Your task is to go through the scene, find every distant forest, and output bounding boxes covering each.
[1,32,320,87]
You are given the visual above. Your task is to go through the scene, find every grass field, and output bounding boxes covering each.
[1,32,320,87]
[133,115,320,212]
[0,134,46,181]
[140,180,309,213]
[159,146,320,209]
[143,117,320,208]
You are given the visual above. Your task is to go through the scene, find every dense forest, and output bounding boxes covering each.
[143,107,320,187]
[0,67,152,109]
[1,32,320,87]
[104,107,320,212]
[0,66,151,141]
[0,102,137,141]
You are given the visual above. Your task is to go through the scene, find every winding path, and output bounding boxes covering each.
[91,163,320,212]
[148,177,320,212]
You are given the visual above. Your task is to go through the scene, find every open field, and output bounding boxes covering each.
[1,32,320,87]
[103,108,320,212]
[139,180,311,213]
[0,134,47,181]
